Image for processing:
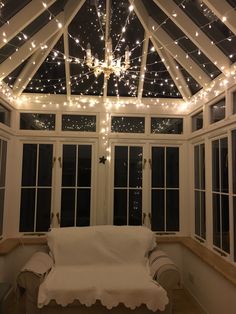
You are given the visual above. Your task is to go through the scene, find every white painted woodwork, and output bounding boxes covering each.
[63,29,71,100]
[137,33,149,100]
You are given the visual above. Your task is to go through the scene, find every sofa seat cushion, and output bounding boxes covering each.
[38,265,168,312]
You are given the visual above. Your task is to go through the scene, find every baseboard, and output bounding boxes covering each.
[183,286,208,314]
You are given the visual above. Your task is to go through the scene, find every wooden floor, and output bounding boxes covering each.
[7,289,203,314]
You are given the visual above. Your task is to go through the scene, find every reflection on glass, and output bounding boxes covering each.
[151,117,183,134]
[212,140,220,192]
[38,145,53,186]
[36,188,51,232]
[111,116,145,133]
[129,147,142,188]
[114,146,128,187]
[76,189,90,226]
[232,130,236,194]
[0,103,10,126]
[62,115,96,132]
[151,190,164,231]
[77,145,91,187]
[166,147,179,188]
[166,190,179,231]
[113,189,127,225]
[20,113,55,130]
[192,111,203,132]
[62,145,76,187]
[19,188,35,232]
[129,189,142,225]
[210,99,225,123]
[61,188,75,227]
[22,144,37,186]
[152,147,164,188]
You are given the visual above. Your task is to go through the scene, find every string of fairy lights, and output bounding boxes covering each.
[0,0,236,104]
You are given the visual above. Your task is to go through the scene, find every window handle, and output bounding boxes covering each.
[148,212,152,224]
[142,158,147,169]
[56,212,61,225]
[52,157,56,168]
[50,212,54,224]
[148,158,152,170]
[142,212,146,225]
[58,157,62,168]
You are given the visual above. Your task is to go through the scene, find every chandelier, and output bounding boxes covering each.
[86,39,130,80]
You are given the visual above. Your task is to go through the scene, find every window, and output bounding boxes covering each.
[111,116,145,133]
[212,138,229,253]
[0,139,7,237]
[113,145,143,225]
[151,117,183,134]
[232,130,236,261]
[233,91,236,114]
[0,103,10,127]
[20,113,55,130]
[194,144,206,239]
[210,98,225,123]
[60,144,92,227]
[19,144,53,232]
[62,114,96,132]
[151,146,179,232]
[192,111,203,132]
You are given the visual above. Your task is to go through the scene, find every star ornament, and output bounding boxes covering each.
[99,156,107,164]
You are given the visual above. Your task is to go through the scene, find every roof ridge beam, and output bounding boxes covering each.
[202,0,236,35]
[153,0,231,75]
[0,12,64,80]
[0,0,56,49]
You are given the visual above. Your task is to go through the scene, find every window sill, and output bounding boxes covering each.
[0,235,235,286]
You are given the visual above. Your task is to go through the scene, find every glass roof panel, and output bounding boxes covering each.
[142,42,181,98]
[174,0,236,63]
[3,59,29,87]
[0,0,31,26]
[24,36,66,94]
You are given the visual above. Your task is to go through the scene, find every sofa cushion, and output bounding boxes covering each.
[47,226,156,266]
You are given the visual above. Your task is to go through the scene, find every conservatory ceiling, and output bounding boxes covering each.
[0,0,236,104]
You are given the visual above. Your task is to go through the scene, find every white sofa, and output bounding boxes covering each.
[17,226,180,314]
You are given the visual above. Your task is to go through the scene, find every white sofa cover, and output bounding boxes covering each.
[37,226,169,312]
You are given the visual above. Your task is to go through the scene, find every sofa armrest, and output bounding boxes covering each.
[149,249,180,291]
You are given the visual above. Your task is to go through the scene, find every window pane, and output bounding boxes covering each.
[151,190,164,231]
[38,144,53,186]
[0,103,10,126]
[77,145,91,187]
[233,197,236,261]
[20,113,55,130]
[192,111,203,132]
[60,189,75,227]
[195,191,200,236]
[19,188,35,232]
[166,147,179,188]
[200,144,205,190]
[36,188,51,232]
[220,138,228,193]
[166,190,179,231]
[62,145,76,187]
[210,99,225,123]
[194,145,200,189]
[233,91,236,114]
[129,189,142,225]
[113,189,127,225]
[222,195,229,253]
[212,140,220,192]
[152,147,164,188]
[0,189,4,235]
[111,116,145,133]
[62,114,96,132]
[76,189,90,226]
[114,146,128,187]
[201,192,206,239]
[0,140,7,187]
[22,144,37,186]
[213,193,221,248]
[232,130,236,194]
[129,147,142,188]
[151,117,183,134]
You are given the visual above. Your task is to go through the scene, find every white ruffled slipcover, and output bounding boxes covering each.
[38,226,169,312]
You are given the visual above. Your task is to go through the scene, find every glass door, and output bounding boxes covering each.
[112,144,144,226]
[58,143,93,227]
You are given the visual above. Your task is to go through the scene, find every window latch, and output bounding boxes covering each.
[142,158,147,169]
[56,212,61,225]
[142,212,146,225]
[58,157,62,168]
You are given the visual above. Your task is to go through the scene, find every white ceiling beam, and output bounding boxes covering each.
[151,36,192,100]
[12,0,86,96]
[63,29,71,100]
[103,0,112,99]
[0,12,64,80]
[13,31,63,96]
[202,0,236,35]
[153,0,231,75]
[0,0,56,49]
[131,0,211,87]
[137,33,149,100]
